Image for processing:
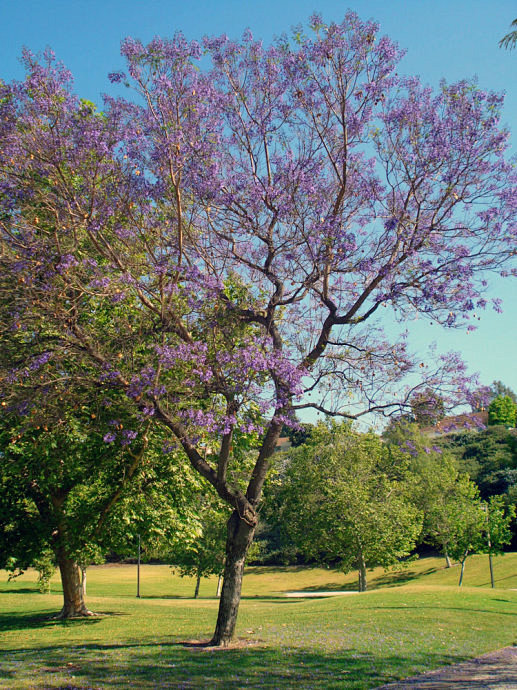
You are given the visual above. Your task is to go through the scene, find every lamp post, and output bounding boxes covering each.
[483,504,495,589]
[137,533,141,598]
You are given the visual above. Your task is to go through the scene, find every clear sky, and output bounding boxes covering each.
[1,0,516,395]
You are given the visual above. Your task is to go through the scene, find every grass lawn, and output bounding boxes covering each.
[1,554,516,689]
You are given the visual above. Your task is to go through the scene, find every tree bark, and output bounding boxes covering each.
[55,549,93,618]
[488,553,495,588]
[194,572,201,599]
[358,552,367,592]
[210,510,256,646]
[81,565,87,599]
[444,551,452,568]
[458,551,468,587]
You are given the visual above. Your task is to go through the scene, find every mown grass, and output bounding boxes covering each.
[1,554,516,689]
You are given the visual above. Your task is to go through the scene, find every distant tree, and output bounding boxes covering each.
[445,496,485,586]
[490,381,517,404]
[440,426,517,485]
[437,426,517,550]
[478,468,517,504]
[480,495,515,587]
[281,421,314,448]
[383,420,485,568]
[409,389,446,426]
[442,493,514,587]
[272,423,422,591]
[500,19,517,50]
[426,474,484,584]
[169,492,230,598]
[488,395,517,427]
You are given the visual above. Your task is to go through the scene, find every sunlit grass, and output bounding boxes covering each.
[1,554,516,688]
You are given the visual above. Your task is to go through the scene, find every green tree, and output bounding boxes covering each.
[409,389,446,427]
[441,493,515,587]
[32,549,56,594]
[490,381,517,404]
[480,495,515,587]
[488,395,517,427]
[0,397,148,616]
[439,425,517,491]
[381,419,500,570]
[426,475,485,585]
[0,396,201,617]
[281,421,314,448]
[168,491,230,598]
[271,423,423,591]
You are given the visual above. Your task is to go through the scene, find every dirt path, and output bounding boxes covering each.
[377,646,517,689]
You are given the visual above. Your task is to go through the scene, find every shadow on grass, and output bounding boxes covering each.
[292,581,356,593]
[0,639,467,689]
[370,567,438,588]
[288,567,439,594]
[0,587,40,595]
[245,565,314,575]
[0,587,43,597]
[477,572,517,587]
[138,594,188,600]
[142,594,306,603]
[357,604,517,617]
[0,610,128,633]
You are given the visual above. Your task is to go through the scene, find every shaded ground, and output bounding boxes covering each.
[377,646,517,689]
[284,590,359,597]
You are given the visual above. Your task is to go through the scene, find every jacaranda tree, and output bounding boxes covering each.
[1,13,516,644]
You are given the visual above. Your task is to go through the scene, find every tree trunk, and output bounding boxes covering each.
[488,553,495,588]
[210,510,256,646]
[358,552,367,592]
[444,550,452,568]
[458,551,468,587]
[81,566,87,599]
[216,574,223,598]
[194,572,201,599]
[55,550,93,618]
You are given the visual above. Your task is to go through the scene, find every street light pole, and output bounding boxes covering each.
[137,534,141,598]
[483,503,495,588]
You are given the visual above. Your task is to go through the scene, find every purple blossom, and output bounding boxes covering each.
[108,71,126,83]
[29,351,52,371]
[56,254,78,273]
[89,277,111,289]
[121,429,138,446]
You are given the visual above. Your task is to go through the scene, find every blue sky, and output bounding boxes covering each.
[1,0,516,395]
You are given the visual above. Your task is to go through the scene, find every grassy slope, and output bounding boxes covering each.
[1,554,516,689]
